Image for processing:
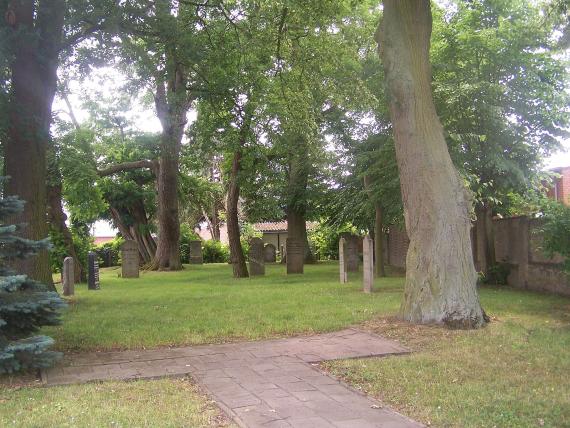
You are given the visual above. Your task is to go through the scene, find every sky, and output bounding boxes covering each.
[56,67,570,237]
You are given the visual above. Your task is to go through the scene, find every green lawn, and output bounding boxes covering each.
[3,262,569,427]
[324,286,570,428]
[0,377,234,427]
[44,262,404,352]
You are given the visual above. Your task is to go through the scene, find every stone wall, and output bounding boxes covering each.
[384,217,570,296]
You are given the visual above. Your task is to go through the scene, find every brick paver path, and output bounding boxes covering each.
[43,329,422,427]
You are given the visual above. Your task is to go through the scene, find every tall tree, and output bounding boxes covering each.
[2,0,110,287]
[378,0,486,328]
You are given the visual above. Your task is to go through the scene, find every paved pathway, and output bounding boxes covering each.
[42,329,422,428]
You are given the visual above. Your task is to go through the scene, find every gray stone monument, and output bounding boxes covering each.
[88,251,100,290]
[264,243,277,263]
[363,235,374,293]
[286,238,304,274]
[189,240,203,264]
[249,238,265,276]
[342,234,359,272]
[339,237,347,284]
[62,256,74,296]
[121,240,139,278]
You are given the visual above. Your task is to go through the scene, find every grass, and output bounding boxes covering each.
[323,286,570,428]
[4,262,570,427]
[44,262,404,352]
[0,377,234,427]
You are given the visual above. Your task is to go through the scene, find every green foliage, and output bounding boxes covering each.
[309,222,358,261]
[179,224,201,264]
[541,201,570,273]
[0,186,66,373]
[240,223,263,258]
[202,240,230,264]
[48,226,93,275]
[94,237,124,268]
[485,263,511,285]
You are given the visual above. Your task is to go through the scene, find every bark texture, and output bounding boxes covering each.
[378,0,486,328]
[226,150,249,278]
[286,135,315,265]
[4,1,65,288]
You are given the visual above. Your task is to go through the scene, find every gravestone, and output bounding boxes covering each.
[341,233,359,272]
[121,240,139,278]
[62,256,74,296]
[264,243,277,263]
[286,238,304,274]
[363,234,374,293]
[88,251,100,290]
[339,237,347,284]
[249,238,265,276]
[189,240,203,264]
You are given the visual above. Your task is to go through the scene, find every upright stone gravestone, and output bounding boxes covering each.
[62,256,74,296]
[286,238,304,274]
[264,243,277,263]
[339,237,347,284]
[87,251,100,290]
[249,238,265,276]
[363,235,374,293]
[189,240,203,264]
[343,234,359,272]
[121,240,139,278]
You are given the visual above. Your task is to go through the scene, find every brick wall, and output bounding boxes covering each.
[384,217,570,296]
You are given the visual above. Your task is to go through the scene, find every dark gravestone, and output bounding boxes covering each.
[341,233,359,272]
[88,251,100,290]
[62,256,74,296]
[264,243,277,263]
[189,240,203,264]
[286,238,304,274]
[121,240,139,278]
[249,238,265,276]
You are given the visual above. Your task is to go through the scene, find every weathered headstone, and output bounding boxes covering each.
[286,238,304,274]
[121,240,139,278]
[264,243,277,263]
[249,238,265,276]
[339,237,347,284]
[342,233,359,272]
[189,240,203,264]
[88,251,100,290]
[363,234,374,293]
[62,256,74,296]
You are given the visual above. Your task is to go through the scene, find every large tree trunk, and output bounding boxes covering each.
[286,135,315,265]
[374,205,386,277]
[109,202,156,265]
[378,0,486,328]
[149,136,182,270]
[148,78,188,271]
[227,151,249,278]
[4,1,65,289]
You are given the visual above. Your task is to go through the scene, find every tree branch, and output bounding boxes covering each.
[98,160,157,177]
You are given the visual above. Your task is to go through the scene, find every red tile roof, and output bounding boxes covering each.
[253,221,317,233]
[94,236,116,246]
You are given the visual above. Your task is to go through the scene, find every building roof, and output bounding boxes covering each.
[253,221,317,233]
[93,236,115,246]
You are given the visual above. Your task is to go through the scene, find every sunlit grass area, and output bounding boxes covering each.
[0,377,234,427]
[44,262,404,352]
[323,287,570,428]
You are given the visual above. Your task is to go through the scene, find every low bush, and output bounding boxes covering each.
[202,240,230,263]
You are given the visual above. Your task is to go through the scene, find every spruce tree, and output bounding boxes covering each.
[0,184,66,373]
